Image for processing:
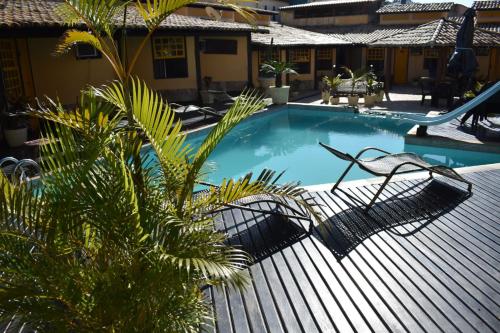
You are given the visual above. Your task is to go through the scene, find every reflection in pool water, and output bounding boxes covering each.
[143,106,500,186]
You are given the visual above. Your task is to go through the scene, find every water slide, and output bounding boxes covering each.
[392,81,500,126]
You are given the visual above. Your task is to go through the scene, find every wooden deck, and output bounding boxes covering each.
[206,167,500,333]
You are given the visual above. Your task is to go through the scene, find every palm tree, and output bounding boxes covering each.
[0,1,318,331]
[342,67,367,96]
[260,60,298,88]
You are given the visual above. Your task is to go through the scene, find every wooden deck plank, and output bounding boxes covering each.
[209,169,500,333]
[355,184,499,332]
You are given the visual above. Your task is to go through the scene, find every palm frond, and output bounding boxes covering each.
[57,0,127,36]
[136,0,199,31]
[54,30,103,55]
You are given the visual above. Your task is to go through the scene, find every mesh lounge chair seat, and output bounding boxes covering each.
[195,182,314,233]
[320,143,472,212]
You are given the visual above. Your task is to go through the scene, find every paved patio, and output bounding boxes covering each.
[296,85,449,114]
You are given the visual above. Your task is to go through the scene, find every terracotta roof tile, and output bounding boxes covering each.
[472,1,500,10]
[372,18,500,47]
[280,0,380,11]
[0,0,265,32]
[376,2,454,14]
[478,23,500,33]
[309,24,416,44]
[251,22,349,46]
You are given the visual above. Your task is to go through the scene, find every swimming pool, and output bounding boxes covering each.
[147,106,500,186]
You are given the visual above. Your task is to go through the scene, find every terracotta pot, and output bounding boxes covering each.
[347,95,359,107]
[4,127,27,147]
[329,96,340,105]
[364,94,376,108]
[321,91,330,104]
[376,90,384,102]
[269,86,290,104]
[259,77,276,97]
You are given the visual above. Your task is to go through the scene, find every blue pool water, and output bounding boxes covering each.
[149,106,500,186]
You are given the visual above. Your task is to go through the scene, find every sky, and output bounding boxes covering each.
[414,0,474,6]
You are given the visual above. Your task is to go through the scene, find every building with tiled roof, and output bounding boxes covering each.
[0,0,352,105]
[280,0,380,11]
[372,18,500,47]
[309,24,415,44]
[473,1,500,10]
[376,2,455,14]
[252,22,349,46]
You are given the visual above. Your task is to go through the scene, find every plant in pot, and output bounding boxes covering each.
[200,76,214,104]
[364,70,377,108]
[2,96,29,147]
[322,75,342,105]
[343,67,366,107]
[260,60,298,104]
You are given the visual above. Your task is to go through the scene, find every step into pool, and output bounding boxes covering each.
[146,105,500,186]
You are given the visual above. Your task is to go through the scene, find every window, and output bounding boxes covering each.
[335,5,366,16]
[289,48,310,74]
[316,48,333,70]
[75,43,100,59]
[367,48,384,61]
[153,37,185,59]
[366,48,385,75]
[423,48,438,74]
[259,49,280,64]
[203,39,237,54]
[410,48,423,56]
[0,39,23,101]
[152,37,188,79]
[294,9,308,19]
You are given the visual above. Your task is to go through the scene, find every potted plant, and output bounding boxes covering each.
[260,60,298,104]
[200,76,214,104]
[364,70,377,108]
[343,67,366,107]
[2,96,29,147]
[322,75,342,105]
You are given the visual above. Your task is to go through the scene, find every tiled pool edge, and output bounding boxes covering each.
[303,162,500,192]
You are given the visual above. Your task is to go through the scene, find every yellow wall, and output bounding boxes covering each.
[408,52,426,81]
[174,6,270,25]
[128,36,198,92]
[477,52,490,80]
[27,38,115,105]
[379,12,446,25]
[477,10,500,23]
[280,11,369,26]
[252,50,260,87]
[199,36,248,84]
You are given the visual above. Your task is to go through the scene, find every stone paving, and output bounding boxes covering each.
[296,85,500,153]
[295,85,448,114]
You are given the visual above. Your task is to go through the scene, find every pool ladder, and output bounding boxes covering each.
[0,157,40,184]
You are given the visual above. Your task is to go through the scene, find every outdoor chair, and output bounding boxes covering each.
[333,80,367,97]
[195,181,315,233]
[319,143,472,212]
[418,77,435,105]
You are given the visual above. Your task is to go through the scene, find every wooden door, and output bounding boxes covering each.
[393,48,409,84]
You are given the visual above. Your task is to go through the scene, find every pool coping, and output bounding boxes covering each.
[303,162,500,192]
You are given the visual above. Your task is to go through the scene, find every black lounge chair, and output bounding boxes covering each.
[196,181,315,233]
[319,143,472,212]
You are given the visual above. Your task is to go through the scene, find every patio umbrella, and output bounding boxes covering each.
[447,8,478,91]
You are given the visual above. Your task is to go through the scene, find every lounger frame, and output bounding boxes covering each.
[320,143,472,212]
